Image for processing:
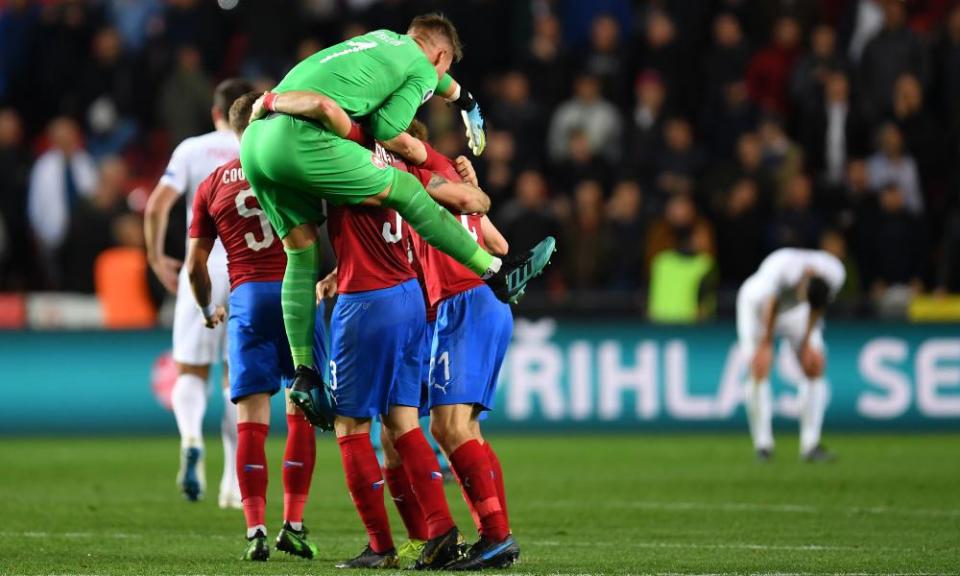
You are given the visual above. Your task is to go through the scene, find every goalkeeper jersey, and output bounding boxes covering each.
[275,29,439,140]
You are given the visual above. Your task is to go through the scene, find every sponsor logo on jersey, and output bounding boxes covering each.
[371,150,389,170]
[421,89,434,104]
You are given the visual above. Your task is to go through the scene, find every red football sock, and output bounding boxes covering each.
[237,422,269,531]
[451,468,482,534]
[337,433,394,553]
[484,441,509,529]
[394,428,456,539]
[449,440,509,541]
[384,465,429,541]
[283,414,316,524]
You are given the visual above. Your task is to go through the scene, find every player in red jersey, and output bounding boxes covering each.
[185,93,328,562]
[258,93,506,567]
[320,139,489,569]
[398,128,519,569]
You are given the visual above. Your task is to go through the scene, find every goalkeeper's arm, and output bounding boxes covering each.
[437,74,485,155]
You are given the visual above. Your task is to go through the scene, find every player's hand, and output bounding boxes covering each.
[316,272,338,302]
[250,92,269,123]
[798,345,824,378]
[149,255,182,294]
[203,305,227,329]
[455,155,479,187]
[751,340,774,379]
[461,106,486,156]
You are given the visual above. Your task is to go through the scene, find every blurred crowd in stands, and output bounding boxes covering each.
[2,0,960,320]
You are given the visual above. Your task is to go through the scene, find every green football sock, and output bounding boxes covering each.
[282,242,318,369]
[383,170,495,275]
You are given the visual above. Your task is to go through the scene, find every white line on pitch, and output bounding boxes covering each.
[526,500,960,517]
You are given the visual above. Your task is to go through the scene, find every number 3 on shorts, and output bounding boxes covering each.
[329,360,338,390]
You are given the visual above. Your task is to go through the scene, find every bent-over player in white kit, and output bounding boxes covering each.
[737,248,845,462]
[144,79,253,506]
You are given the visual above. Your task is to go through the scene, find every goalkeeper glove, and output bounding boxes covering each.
[450,87,486,156]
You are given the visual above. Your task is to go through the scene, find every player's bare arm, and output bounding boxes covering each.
[144,183,183,294]
[425,172,490,214]
[251,91,353,138]
[380,132,428,165]
[480,215,509,256]
[185,237,226,329]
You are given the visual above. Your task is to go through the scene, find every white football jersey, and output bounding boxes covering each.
[159,129,239,269]
[741,248,846,315]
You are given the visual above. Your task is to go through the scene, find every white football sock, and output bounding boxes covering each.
[220,387,240,496]
[799,377,827,455]
[745,377,774,451]
[482,257,503,278]
[171,373,207,449]
[247,524,266,539]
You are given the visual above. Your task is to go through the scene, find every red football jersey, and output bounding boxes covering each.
[328,144,417,293]
[189,159,286,290]
[402,157,486,314]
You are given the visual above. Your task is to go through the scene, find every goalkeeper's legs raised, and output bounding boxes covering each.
[373,170,556,303]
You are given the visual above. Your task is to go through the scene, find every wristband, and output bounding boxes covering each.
[262,92,278,112]
[451,89,477,112]
[200,302,216,319]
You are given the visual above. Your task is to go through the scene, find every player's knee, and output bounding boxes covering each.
[177,362,209,380]
[334,416,371,437]
[281,224,318,250]
[236,393,270,424]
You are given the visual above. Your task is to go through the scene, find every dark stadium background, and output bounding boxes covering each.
[2,0,959,314]
[1,2,959,575]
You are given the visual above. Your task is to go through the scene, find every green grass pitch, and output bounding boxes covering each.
[1,434,958,575]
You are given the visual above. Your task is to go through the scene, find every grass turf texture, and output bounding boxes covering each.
[0,434,958,575]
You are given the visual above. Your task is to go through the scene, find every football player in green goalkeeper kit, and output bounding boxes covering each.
[240,13,555,428]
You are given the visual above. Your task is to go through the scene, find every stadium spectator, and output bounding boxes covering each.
[790,24,845,108]
[935,206,960,294]
[605,179,645,291]
[159,45,213,146]
[860,184,927,303]
[95,212,155,329]
[522,14,567,110]
[0,0,40,103]
[27,116,98,287]
[551,128,609,194]
[497,170,562,257]
[76,27,138,158]
[702,13,750,109]
[890,73,941,189]
[547,74,621,164]
[745,16,802,115]
[0,108,32,289]
[798,70,868,188]
[561,180,611,290]
[716,178,764,288]
[701,80,759,163]
[490,71,544,168]
[935,4,960,135]
[858,0,928,123]
[654,116,705,203]
[845,0,885,64]
[60,157,130,293]
[645,193,715,274]
[574,14,631,106]
[624,70,667,185]
[636,9,682,106]
[866,122,923,214]
[647,223,715,323]
[758,115,804,205]
[768,174,823,250]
